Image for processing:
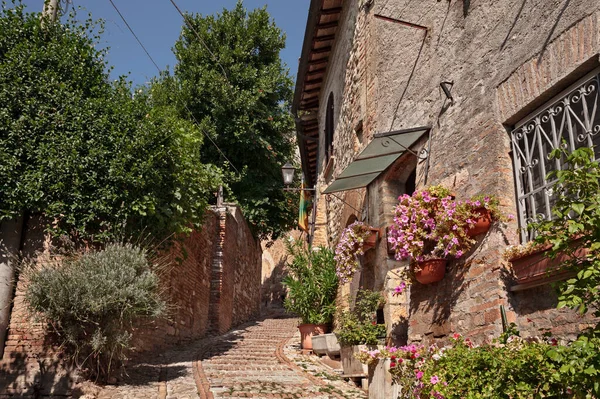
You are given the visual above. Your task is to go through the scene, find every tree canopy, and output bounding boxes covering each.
[161,1,298,240]
[0,3,219,242]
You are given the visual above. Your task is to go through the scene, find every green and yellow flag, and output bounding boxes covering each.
[298,182,310,232]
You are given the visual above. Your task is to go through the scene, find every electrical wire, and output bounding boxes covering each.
[107,0,239,174]
[167,0,230,85]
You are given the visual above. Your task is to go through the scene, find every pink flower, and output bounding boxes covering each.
[393,282,407,296]
[452,333,461,340]
[430,375,440,384]
[415,370,424,380]
[455,250,463,258]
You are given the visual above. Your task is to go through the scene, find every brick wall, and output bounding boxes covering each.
[0,205,261,395]
[307,0,600,346]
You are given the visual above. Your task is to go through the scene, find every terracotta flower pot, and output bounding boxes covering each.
[298,323,327,350]
[510,239,588,285]
[467,207,492,237]
[362,227,380,250]
[414,258,447,284]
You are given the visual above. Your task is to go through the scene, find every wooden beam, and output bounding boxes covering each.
[305,78,323,86]
[315,34,336,43]
[316,21,338,30]
[311,46,332,54]
[306,67,327,78]
[307,58,328,66]
[300,104,319,111]
[304,87,321,95]
[320,7,342,15]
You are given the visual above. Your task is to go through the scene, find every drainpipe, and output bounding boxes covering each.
[0,216,24,358]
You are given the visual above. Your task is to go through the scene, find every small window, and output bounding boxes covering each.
[325,93,335,164]
[511,69,600,241]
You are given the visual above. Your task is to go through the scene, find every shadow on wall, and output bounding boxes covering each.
[261,253,289,309]
[0,340,82,398]
[408,259,468,332]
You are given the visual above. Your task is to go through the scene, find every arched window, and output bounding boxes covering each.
[325,93,334,164]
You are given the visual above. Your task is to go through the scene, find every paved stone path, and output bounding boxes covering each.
[81,312,366,399]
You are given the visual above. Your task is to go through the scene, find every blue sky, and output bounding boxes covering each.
[19,0,309,87]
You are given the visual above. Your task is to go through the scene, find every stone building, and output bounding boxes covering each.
[293,0,600,345]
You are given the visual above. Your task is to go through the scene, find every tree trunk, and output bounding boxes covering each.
[0,217,24,359]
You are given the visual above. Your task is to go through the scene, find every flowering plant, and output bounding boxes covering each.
[459,194,513,226]
[502,240,548,261]
[388,186,475,265]
[335,221,375,283]
[356,332,595,399]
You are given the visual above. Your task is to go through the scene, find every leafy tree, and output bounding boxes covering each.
[162,1,297,240]
[0,3,219,242]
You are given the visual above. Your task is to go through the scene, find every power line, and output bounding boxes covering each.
[167,0,230,85]
[107,0,240,174]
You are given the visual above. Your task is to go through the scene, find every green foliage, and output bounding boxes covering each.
[160,1,296,240]
[375,333,600,398]
[282,238,338,325]
[335,289,386,346]
[0,3,219,242]
[25,243,167,379]
[378,147,600,398]
[528,147,600,325]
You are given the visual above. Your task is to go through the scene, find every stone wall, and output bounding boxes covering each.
[308,0,600,346]
[0,205,261,396]
[260,230,304,309]
[225,206,262,330]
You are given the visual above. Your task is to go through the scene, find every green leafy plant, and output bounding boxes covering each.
[282,238,339,325]
[335,289,386,346]
[365,331,600,398]
[157,1,297,240]
[0,3,219,243]
[24,243,167,380]
[528,147,600,324]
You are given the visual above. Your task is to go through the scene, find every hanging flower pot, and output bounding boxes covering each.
[335,222,380,283]
[467,207,492,237]
[413,258,447,284]
[363,228,381,250]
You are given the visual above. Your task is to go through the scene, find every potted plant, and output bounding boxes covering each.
[460,195,504,237]
[503,147,597,288]
[335,221,380,284]
[387,186,476,284]
[335,289,386,376]
[282,238,339,350]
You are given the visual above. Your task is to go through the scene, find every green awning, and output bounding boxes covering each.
[323,127,430,194]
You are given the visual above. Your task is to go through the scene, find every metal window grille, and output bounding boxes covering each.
[511,68,600,242]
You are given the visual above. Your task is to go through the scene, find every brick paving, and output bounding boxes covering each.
[81,311,366,399]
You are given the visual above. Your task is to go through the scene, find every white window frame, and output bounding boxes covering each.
[511,67,600,242]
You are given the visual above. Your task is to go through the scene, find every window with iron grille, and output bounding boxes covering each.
[511,68,600,242]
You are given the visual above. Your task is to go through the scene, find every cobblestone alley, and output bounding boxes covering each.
[84,311,367,399]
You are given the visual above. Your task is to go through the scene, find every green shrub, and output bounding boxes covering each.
[282,239,338,325]
[335,289,386,346]
[25,243,167,380]
[0,3,219,242]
